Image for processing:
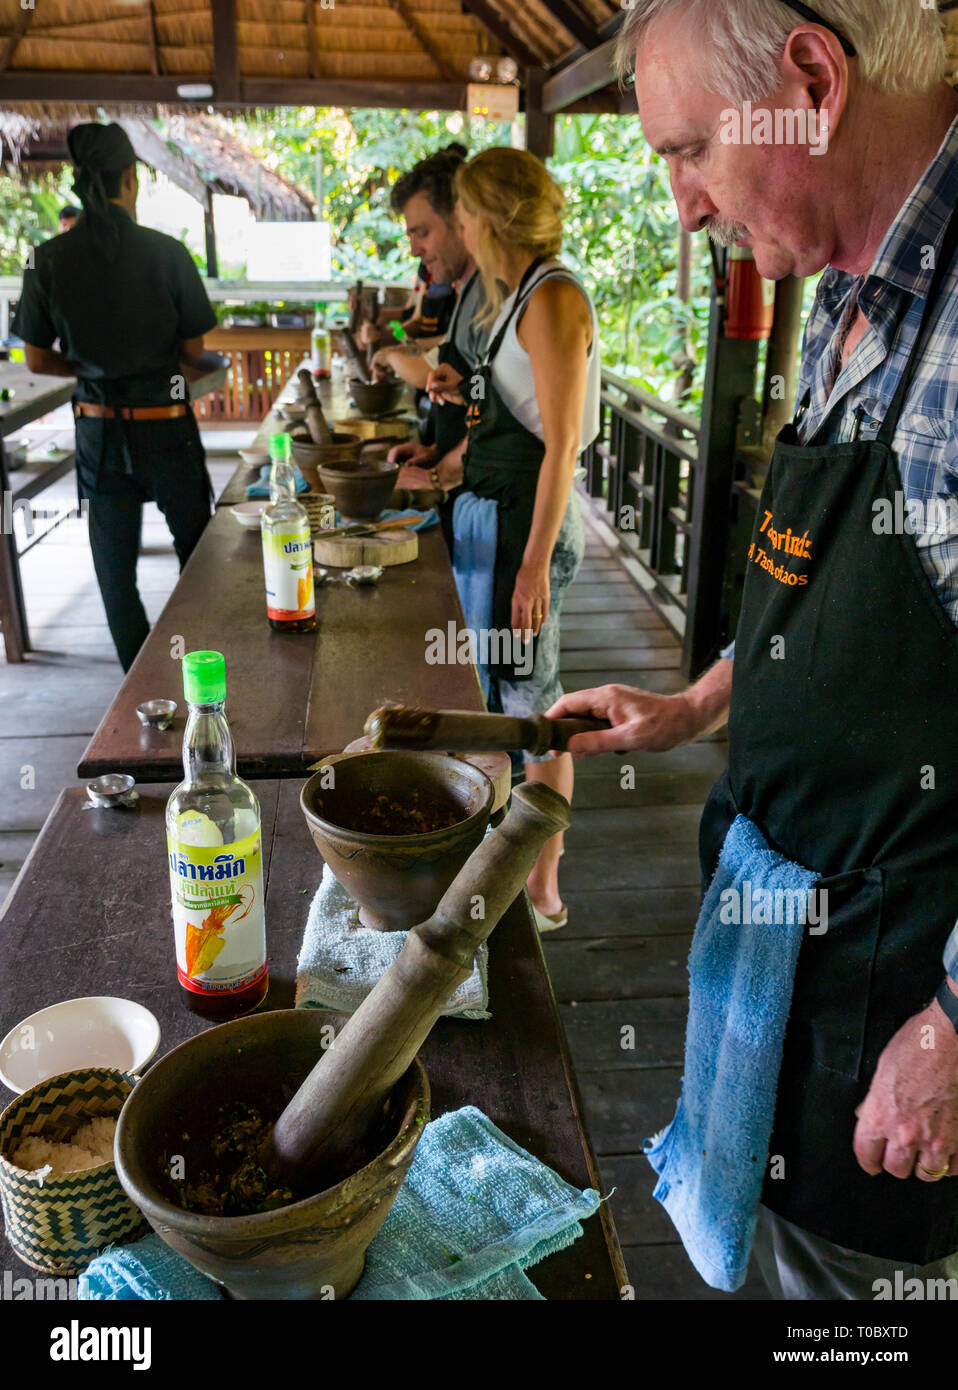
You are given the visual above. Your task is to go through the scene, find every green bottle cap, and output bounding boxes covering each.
[182,650,226,705]
[269,432,292,462]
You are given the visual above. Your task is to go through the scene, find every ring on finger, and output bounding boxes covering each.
[917,1161,950,1179]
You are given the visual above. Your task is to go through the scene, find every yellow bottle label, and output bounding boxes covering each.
[168,828,266,995]
[262,527,315,621]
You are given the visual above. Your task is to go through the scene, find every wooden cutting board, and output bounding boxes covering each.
[313,526,419,568]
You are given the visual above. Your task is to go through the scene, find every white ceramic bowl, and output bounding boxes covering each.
[0,997,160,1094]
[231,501,268,529]
[239,449,270,466]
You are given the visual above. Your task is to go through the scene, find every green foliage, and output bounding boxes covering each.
[0,169,75,274]
[223,107,713,412]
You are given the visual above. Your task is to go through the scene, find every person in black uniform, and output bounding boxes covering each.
[14,123,217,672]
[58,206,80,234]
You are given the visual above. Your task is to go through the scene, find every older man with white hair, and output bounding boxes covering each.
[551,0,958,1298]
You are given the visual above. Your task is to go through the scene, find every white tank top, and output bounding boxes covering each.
[485,259,601,452]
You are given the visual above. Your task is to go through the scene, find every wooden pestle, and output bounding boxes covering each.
[338,327,372,384]
[296,368,333,446]
[259,782,570,1189]
[365,705,611,758]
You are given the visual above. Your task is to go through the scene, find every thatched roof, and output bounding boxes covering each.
[0,108,315,220]
[0,3,953,114]
[0,0,628,113]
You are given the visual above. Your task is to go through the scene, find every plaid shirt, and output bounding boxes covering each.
[724,115,958,981]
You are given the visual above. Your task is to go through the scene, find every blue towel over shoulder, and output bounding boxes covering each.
[645,814,818,1292]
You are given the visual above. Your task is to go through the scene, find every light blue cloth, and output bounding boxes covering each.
[79,1235,221,1301]
[247,463,309,497]
[78,1107,599,1302]
[451,491,498,701]
[644,813,818,1293]
[296,861,489,1018]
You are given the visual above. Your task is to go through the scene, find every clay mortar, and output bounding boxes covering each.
[316,459,400,523]
[349,378,405,417]
[113,1008,428,1300]
[300,751,493,931]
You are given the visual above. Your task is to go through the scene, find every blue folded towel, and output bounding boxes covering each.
[451,491,498,701]
[247,463,309,497]
[78,1235,221,1301]
[79,1107,599,1302]
[296,861,489,1018]
[645,813,818,1292]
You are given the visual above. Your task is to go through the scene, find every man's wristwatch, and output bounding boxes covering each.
[935,980,958,1035]
[429,465,445,496]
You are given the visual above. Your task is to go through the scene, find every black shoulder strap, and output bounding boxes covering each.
[877,200,958,447]
[483,255,548,365]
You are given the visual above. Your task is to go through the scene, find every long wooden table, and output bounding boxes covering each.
[77,506,482,781]
[0,782,627,1300]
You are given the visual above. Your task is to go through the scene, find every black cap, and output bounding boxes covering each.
[66,122,137,173]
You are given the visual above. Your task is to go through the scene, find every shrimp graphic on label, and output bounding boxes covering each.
[185,883,255,978]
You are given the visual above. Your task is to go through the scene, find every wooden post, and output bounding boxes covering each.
[524,67,555,161]
[761,274,805,451]
[682,250,762,679]
[204,188,219,279]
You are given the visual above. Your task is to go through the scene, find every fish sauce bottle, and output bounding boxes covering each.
[166,650,268,1020]
[261,432,316,633]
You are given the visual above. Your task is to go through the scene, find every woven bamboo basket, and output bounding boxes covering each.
[0,1068,147,1274]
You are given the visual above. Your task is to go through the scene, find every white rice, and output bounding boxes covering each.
[8,1115,117,1179]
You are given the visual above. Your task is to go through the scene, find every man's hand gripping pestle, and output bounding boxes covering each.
[296,368,333,447]
[257,782,570,1190]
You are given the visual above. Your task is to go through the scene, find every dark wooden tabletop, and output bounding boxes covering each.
[77,507,484,782]
[0,783,627,1301]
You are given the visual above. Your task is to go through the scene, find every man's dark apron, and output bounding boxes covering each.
[433,272,478,549]
[700,203,958,1263]
[460,257,565,683]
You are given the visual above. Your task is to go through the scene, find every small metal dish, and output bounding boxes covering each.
[314,568,330,587]
[345,565,384,588]
[136,698,177,730]
[86,774,138,809]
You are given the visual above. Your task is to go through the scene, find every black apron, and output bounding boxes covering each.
[434,272,479,550]
[700,202,958,1263]
[460,258,555,683]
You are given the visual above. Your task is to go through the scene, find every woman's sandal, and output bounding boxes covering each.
[532,904,568,933]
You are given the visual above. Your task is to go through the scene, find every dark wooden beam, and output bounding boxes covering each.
[144,0,161,76]
[538,0,601,50]
[541,35,617,111]
[0,71,467,110]
[0,3,35,74]
[387,0,457,81]
[303,0,320,80]
[211,0,240,103]
[459,0,541,71]
[524,67,555,160]
[204,188,219,278]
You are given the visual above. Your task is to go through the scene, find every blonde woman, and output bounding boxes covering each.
[426,147,601,931]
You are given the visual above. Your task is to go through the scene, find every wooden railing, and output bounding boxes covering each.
[581,369,702,655]
[189,327,310,422]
